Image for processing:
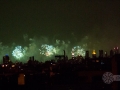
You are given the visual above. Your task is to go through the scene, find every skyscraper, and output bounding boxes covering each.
[85,51,89,58]
[92,50,96,58]
[99,50,103,58]
[110,50,114,57]
[113,47,119,54]
[104,51,107,57]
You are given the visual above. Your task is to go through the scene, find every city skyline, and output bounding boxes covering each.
[1,46,119,63]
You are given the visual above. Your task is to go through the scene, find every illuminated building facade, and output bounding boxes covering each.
[114,47,119,54]
[92,50,96,58]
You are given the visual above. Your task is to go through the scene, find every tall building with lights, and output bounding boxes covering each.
[92,50,96,58]
[72,52,75,59]
[104,51,107,57]
[116,47,119,54]
[114,47,119,54]
[71,49,75,59]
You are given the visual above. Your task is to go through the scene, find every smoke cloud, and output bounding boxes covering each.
[0,34,116,63]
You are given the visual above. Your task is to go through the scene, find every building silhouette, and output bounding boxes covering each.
[85,50,89,58]
[3,55,10,64]
[99,50,103,58]
[0,48,120,90]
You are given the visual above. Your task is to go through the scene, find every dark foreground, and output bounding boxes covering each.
[0,74,116,90]
[1,83,113,90]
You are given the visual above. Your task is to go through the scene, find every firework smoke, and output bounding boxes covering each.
[0,34,116,63]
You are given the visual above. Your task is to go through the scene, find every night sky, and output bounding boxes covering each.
[0,0,120,61]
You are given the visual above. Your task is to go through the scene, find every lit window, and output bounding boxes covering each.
[96,60,99,62]
[2,65,4,68]
[12,65,15,67]
[18,74,25,85]
[92,50,96,54]
[117,47,119,49]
